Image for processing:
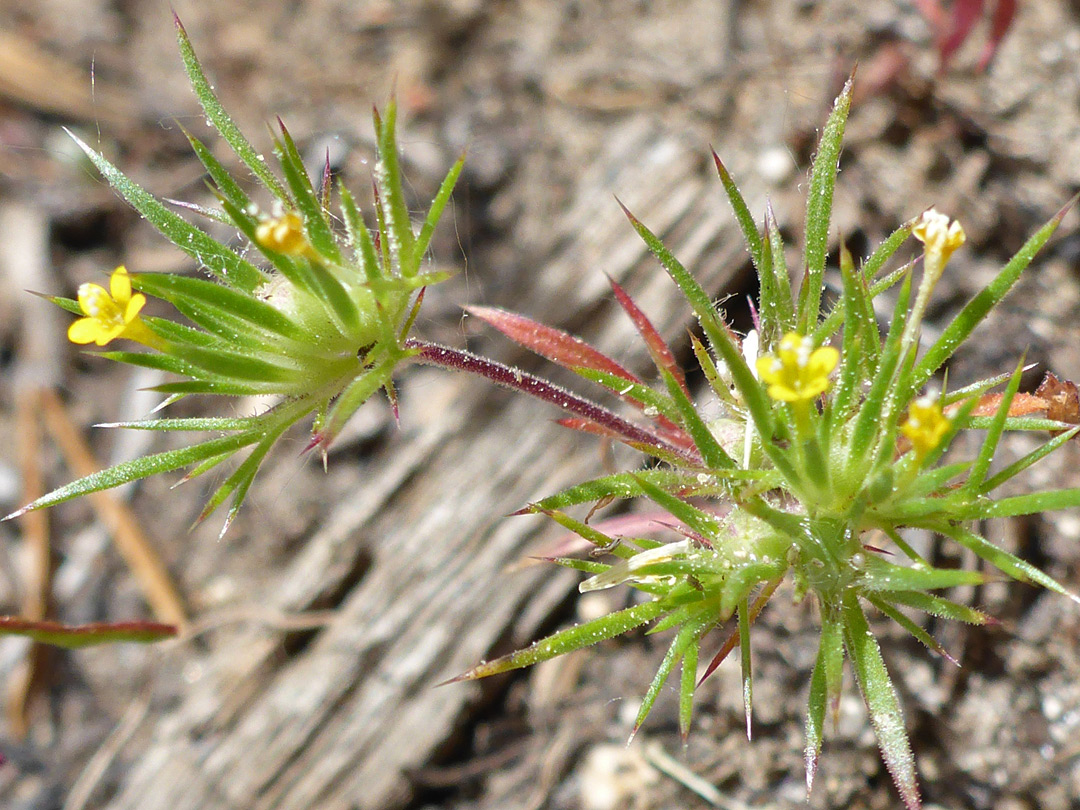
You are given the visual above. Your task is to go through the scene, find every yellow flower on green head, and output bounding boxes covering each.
[255,211,311,256]
[755,333,839,403]
[912,208,965,283]
[901,395,951,458]
[68,266,156,347]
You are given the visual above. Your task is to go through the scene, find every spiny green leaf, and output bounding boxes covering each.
[797,74,854,334]
[847,272,912,476]
[67,129,265,292]
[805,606,844,795]
[174,14,289,200]
[631,612,713,742]
[964,358,1025,494]
[374,98,417,274]
[882,590,991,626]
[413,151,465,272]
[445,599,670,683]
[5,432,261,519]
[946,525,1080,604]
[95,416,261,431]
[981,426,1080,493]
[659,366,735,469]
[860,556,985,592]
[738,598,753,739]
[711,149,763,270]
[180,125,253,212]
[867,594,957,665]
[842,591,920,810]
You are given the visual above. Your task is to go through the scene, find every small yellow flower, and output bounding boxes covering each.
[755,333,839,403]
[901,395,951,458]
[912,208,965,283]
[68,266,154,347]
[255,211,310,256]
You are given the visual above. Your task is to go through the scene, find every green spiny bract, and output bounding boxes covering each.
[9,16,462,535]
[458,75,1080,810]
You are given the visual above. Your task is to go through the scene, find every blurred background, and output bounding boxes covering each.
[2,1,1080,808]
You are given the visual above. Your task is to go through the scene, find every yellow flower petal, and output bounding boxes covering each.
[67,317,102,345]
[109,265,132,304]
[124,292,147,322]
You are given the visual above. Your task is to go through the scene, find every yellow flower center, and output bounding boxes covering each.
[755,333,839,403]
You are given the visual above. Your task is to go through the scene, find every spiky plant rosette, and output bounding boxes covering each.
[8,18,463,534]
[450,76,1080,808]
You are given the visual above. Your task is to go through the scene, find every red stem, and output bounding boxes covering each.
[405,339,701,464]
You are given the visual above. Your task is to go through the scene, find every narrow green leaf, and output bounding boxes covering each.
[148,379,282,396]
[199,422,290,533]
[5,432,260,519]
[374,99,417,273]
[690,333,739,408]
[0,617,177,648]
[982,426,1080,493]
[847,272,912,474]
[174,14,289,200]
[132,272,308,343]
[805,605,844,795]
[528,468,755,512]
[68,130,265,291]
[946,525,1079,603]
[659,367,735,469]
[679,630,701,739]
[798,75,854,334]
[764,201,795,331]
[631,473,720,539]
[830,238,869,424]
[631,612,712,741]
[575,368,681,423]
[167,343,302,384]
[96,417,260,431]
[339,184,380,282]
[711,149,763,270]
[911,196,1077,391]
[180,125,252,212]
[739,598,753,739]
[842,592,920,810]
[445,599,670,683]
[883,590,991,625]
[965,359,1025,494]
[99,350,203,378]
[968,488,1080,520]
[860,556,984,593]
[866,594,957,665]
[536,508,638,561]
[862,218,916,281]
[412,151,465,273]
